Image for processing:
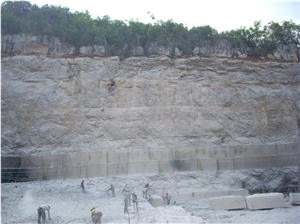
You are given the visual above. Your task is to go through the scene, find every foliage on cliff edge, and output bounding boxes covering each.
[1,1,300,58]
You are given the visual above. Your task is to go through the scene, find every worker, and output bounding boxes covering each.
[148,194,153,205]
[91,207,102,224]
[81,180,85,193]
[37,204,51,224]
[132,192,138,213]
[161,186,168,205]
[166,193,171,205]
[143,183,150,199]
[123,186,131,213]
[107,184,115,197]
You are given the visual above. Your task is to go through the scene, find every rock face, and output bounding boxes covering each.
[1,54,299,180]
[1,34,299,62]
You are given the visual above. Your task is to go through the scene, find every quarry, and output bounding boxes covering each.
[1,34,299,223]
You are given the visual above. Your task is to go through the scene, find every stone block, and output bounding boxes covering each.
[209,148,228,158]
[233,156,271,170]
[117,163,128,175]
[151,194,163,207]
[276,142,299,154]
[245,193,285,210]
[143,161,159,174]
[171,159,195,172]
[217,158,234,170]
[127,148,148,162]
[197,158,217,171]
[158,160,174,173]
[271,154,299,167]
[289,193,300,205]
[209,195,245,210]
[20,156,42,168]
[88,151,107,165]
[108,151,120,164]
[148,149,163,160]
[193,147,210,158]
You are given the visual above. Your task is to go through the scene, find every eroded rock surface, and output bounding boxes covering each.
[1,55,299,156]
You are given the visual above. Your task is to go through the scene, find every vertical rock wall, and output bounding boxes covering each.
[1,55,299,180]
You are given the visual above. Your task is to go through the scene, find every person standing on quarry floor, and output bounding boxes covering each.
[161,186,168,205]
[143,183,150,199]
[123,185,131,213]
[91,207,102,224]
[132,191,138,213]
[107,184,115,197]
[37,204,51,224]
[166,193,171,205]
[148,194,153,205]
[81,180,85,193]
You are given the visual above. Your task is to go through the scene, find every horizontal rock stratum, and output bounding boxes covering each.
[1,55,299,179]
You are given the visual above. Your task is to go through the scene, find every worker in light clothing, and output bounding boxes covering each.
[132,192,138,213]
[166,193,171,205]
[161,186,168,205]
[37,204,51,224]
[91,207,102,224]
[123,186,131,213]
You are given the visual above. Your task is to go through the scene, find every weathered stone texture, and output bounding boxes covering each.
[1,55,299,179]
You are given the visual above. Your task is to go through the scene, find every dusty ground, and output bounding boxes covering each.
[1,169,300,223]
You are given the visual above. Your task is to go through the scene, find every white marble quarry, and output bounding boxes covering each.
[289,193,300,205]
[245,193,285,210]
[208,195,245,210]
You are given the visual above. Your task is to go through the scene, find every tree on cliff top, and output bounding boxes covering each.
[1,1,299,58]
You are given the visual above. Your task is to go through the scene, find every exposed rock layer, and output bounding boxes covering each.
[1,54,299,179]
[1,34,299,62]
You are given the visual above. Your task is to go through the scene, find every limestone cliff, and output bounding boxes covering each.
[1,54,299,179]
[1,34,299,62]
[2,55,299,154]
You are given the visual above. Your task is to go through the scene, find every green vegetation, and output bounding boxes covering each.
[1,1,300,58]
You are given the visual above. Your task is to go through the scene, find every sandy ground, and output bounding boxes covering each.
[1,170,300,224]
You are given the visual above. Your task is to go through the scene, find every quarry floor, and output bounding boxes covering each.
[1,170,300,224]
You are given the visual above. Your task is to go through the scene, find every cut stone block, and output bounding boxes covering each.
[289,193,300,205]
[245,193,285,210]
[151,194,163,207]
[209,195,245,210]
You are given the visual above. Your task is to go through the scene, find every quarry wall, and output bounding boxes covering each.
[1,36,299,180]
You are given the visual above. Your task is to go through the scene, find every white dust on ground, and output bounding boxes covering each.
[1,169,300,224]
